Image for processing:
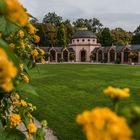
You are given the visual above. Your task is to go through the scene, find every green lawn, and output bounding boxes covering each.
[23,64,140,140]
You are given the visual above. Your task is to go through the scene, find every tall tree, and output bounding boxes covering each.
[111,28,132,46]
[132,25,140,44]
[42,12,62,26]
[99,28,113,46]
[63,20,74,44]
[57,23,67,47]
[42,23,57,47]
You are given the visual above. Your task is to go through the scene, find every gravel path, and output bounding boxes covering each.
[17,119,58,140]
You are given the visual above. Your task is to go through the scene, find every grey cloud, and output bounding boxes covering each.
[20,0,140,31]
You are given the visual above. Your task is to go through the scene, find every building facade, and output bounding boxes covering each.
[41,28,140,64]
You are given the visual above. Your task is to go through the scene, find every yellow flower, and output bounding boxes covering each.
[0,48,17,92]
[21,99,27,107]
[1,80,13,92]
[9,43,15,49]
[5,0,28,25]
[9,114,21,127]
[23,75,29,83]
[0,58,17,79]
[76,107,132,140]
[103,86,130,100]
[31,49,39,58]
[20,41,25,49]
[19,63,24,71]
[18,30,24,38]
[15,93,20,99]
[27,123,37,134]
[13,101,21,106]
[27,23,36,34]
[39,49,45,55]
[34,35,40,43]
[41,59,46,64]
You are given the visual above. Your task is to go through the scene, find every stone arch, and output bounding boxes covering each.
[50,49,56,62]
[80,49,87,62]
[97,49,102,62]
[123,47,131,63]
[109,49,115,62]
[62,48,69,62]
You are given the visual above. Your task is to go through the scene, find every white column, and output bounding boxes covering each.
[138,52,140,64]
[55,52,58,62]
[96,53,98,62]
[115,52,117,61]
[121,52,124,64]
[107,52,110,63]
[68,52,70,62]
[48,53,50,63]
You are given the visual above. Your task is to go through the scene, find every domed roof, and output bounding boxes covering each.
[72,28,96,39]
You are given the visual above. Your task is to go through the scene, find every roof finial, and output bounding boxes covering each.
[78,27,88,31]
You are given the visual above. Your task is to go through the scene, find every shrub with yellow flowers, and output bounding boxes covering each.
[0,0,47,139]
[76,86,140,140]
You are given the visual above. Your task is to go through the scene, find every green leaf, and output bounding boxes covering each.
[0,16,19,36]
[36,128,46,137]
[0,0,7,14]
[0,39,20,67]
[0,124,25,140]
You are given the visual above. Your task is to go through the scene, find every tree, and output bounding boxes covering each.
[99,28,113,46]
[111,28,132,46]
[63,20,74,44]
[131,25,140,44]
[73,18,103,33]
[30,18,38,25]
[42,23,57,47]
[73,18,86,28]
[57,23,67,47]
[42,12,62,26]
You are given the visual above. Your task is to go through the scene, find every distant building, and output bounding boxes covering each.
[41,28,140,64]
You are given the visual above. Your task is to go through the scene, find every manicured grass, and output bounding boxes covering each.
[23,64,140,140]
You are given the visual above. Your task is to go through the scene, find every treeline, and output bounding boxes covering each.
[31,12,140,47]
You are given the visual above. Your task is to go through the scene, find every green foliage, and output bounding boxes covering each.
[0,16,19,36]
[42,23,57,47]
[73,18,103,33]
[132,34,140,44]
[63,20,74,45]
[99,27,113,46]
[0,39,20,67]
[0,124,25,140]
[33,128,46,140]
[131,26,140,44]
[111,28,132,46]
[57,23,67,47]
[43,12,62,26]
[121,105,140,140]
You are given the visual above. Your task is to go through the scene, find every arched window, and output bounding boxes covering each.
[80,50,86,62]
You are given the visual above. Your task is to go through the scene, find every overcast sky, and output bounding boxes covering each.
[20,0,140,32]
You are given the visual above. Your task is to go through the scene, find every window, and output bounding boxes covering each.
[77,39,79,42]
[88,39,90,42]
[82,39,85,42]
[93,39,95,42]
[73,40,75,42]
